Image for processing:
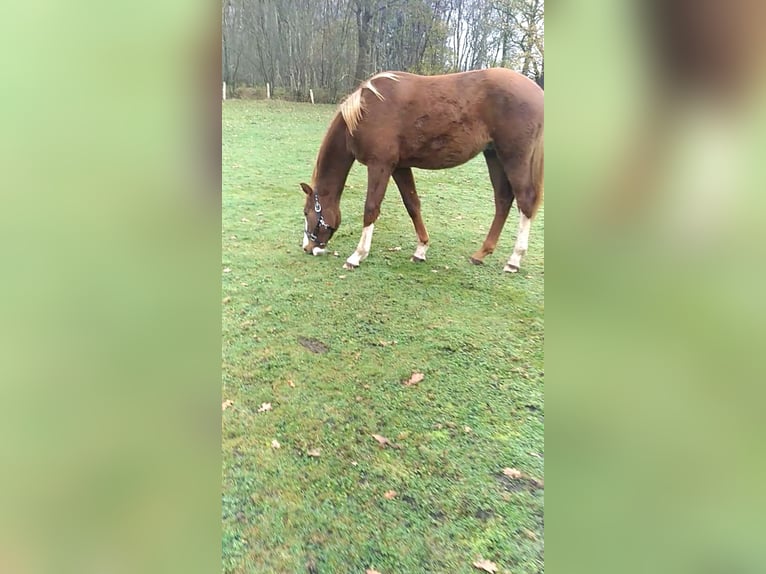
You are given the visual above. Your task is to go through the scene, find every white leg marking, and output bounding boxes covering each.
[345,224,375,268]
[302,217,309,249]
[505,212,532,272]
[413,241,429,261]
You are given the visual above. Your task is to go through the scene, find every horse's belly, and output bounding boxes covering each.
[401,138,487,170]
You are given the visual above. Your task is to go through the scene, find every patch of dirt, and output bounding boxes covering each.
[298,337,329,353]
[474,508,495,521]
[496,473,544,493]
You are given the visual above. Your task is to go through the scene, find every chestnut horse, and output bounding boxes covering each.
[300,68,544,272]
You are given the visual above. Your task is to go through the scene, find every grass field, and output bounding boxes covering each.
[222,99,544,574]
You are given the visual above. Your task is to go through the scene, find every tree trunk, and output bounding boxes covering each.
[355,1,374,81]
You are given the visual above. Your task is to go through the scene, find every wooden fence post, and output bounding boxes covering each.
[266,83,271,99]
[222,82,226,100]
[309,89,315,104]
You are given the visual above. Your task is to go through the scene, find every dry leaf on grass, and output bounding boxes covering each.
[503,468,523,479]
[366,570,382,574]
[383,490,397,500]
[387,246,402,252]
[222,399,233,411]
[222,296,231,304]
[502,467,544,488]
[522,528,538,541]
[403,372,425,386]
[223,267,231,273]
[473,558,498,573]
[271,440,281,449]
[257,402,272,413]
[372,434,391,447]
[287,380,296,388]
[307,448,321,457]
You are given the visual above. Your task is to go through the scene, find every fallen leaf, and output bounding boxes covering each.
[383,490,397,500]
[258,402,272,413]
[223,267,231,273]
[241,217,249,222]
[522,528,538,541]
[333,251,339,257]
[271,439,281,449]
[366,570,382,574]
[372,434,391,447]
[502,467,544,489]
[338,275,346,279]
[387,246,402,251]
[351,461,358,466]
[307,448,321,457]
[473,558,498,573]
[528,452,543,459]
[464,426,472,433]
[222,296,231,304]
[503,468,523,479]
[403,372,425,386]
[222,399,233,411]
[287,379,296,388]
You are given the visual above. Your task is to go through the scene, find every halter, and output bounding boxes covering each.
[306,192,335,247]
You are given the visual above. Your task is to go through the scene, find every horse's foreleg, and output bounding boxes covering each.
[392,168,429,262]
[470,149,514,265]
[343,223,375,269]
[343,165,391,269]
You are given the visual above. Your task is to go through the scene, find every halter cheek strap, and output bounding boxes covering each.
[307,192,336,247]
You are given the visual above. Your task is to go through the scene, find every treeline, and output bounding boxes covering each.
[222,0,544,102]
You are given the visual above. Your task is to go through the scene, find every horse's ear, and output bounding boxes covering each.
[300,183,313,195]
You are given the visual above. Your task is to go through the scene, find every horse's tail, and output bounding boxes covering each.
[529,124,544,217]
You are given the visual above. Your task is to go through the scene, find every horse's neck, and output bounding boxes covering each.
[314,114,354,204]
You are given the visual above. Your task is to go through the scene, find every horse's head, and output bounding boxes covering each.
[301,183,339,255]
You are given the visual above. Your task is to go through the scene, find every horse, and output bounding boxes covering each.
[300,67,544,272]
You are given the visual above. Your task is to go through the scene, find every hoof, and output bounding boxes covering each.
[411,256,426,263]
[503,264,520,273]
[469,257,484,265]
[342,262,358,270]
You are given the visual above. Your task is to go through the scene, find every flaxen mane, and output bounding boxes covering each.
[339,72,400,135]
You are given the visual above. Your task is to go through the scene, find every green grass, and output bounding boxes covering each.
[222,100,544,574]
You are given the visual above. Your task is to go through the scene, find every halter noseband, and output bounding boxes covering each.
[306,192,335,247]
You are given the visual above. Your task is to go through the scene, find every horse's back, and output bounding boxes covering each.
[351,69,543,170]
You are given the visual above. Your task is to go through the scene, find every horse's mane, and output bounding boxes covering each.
[339,72,400,135]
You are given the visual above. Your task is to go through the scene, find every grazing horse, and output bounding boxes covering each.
[300,67,544,272]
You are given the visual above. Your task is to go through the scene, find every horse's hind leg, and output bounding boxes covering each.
[392,167,430,262]
[503,164,540,273]
[470,148,514,265]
